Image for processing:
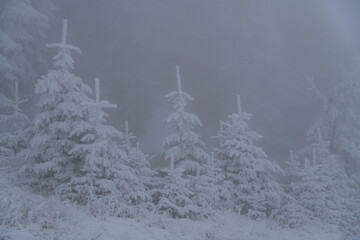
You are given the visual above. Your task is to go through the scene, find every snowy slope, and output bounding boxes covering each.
[0,159,353,240]
[0,203,346,240]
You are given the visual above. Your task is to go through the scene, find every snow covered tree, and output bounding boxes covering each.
[153,167,202,219]
[58,76,132,207]
[0,0,55,108]
[154,155,223,220]
[0,82,30,134]
[188,152,230,212]
[215,94,285,219]
[19,19,92,195]
[287,129,359,233]
[0,82,30,177]
[161,66,209,176]
[275,151,312,228]
[21,20,154,217]
[154,66,210,219]
[120,121,154,207]
[18,20,157,220]
[19,21,128,210]
[283,151,301,193]
[307,66,360,176]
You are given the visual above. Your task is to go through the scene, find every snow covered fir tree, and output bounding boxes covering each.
[0,0,54,159]
[161,66,209,176]
[120,120,154,208]
[19,19,91,196]
[306,70,360,178]
[1,2,360,239]
[214,95,286,219]
[153,66,213,219]
[16,20,139,216]
[0,0,55,109]
[283,129,360,234]
[0,82,30,176]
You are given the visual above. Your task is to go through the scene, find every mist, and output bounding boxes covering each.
[43,0,358,166]
[2,1,360,238]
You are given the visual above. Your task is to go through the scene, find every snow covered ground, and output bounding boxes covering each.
[0,193,347,240]
[0,212,346,240]
[0,174,353,240]
[0,150,356,240]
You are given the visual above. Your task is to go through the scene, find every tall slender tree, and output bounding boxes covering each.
[307,66,360,176]
[161,66,209,175]
[0,82,30,175]
[120,121,154,207]
[155,66,209,219]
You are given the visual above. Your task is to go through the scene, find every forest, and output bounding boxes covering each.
[0,1,359,239]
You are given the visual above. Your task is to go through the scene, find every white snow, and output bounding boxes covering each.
[0,202,345,240]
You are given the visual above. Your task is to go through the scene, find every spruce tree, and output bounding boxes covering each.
[288,129,359,233]
[0,0,55,111]
[307,67,360,176]
[155,66,209,219]
[215,94,285,219]
[0,82,30,174]
[161,66,209,175]
[21,20,153,216]
[274,151,311,228]
[60,77,131,206]
[189,152,229,212]
[20,19,92,195]
[121,121,154,207]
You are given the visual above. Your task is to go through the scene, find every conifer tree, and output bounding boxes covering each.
[307,72,360,233]
[19,21,128,208]
[0,82,30,173]
[283,151,301,193]
[19,19,92,195]
[287,129,358,233]
[121,121,154,207]
[274,151,311,228]
[189,152,229,211]
[307,67,360,176]
[161,66,209,175]
[155,66,209,219]
[0,0,55,110]
[60,77,131,206]
[154,167,199,219]
[215,94,285,219]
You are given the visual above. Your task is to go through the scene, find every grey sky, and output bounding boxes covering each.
[48,0,360,166]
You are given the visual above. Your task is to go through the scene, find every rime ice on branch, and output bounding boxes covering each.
[4,82,28,113]
[162,65,208,173]
[81,77,117,126]
[46,19,81,71]
[0,81,30,161]
[82,78,117,110]
[0,81,30,130]
[237,94,241,114]
[165,65,194,114]
[123,120,135,146]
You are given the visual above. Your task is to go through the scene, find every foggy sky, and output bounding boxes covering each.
[47,0,360,166]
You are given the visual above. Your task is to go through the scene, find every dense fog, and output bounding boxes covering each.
[1,1,360,239]
[51,0,360,164]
